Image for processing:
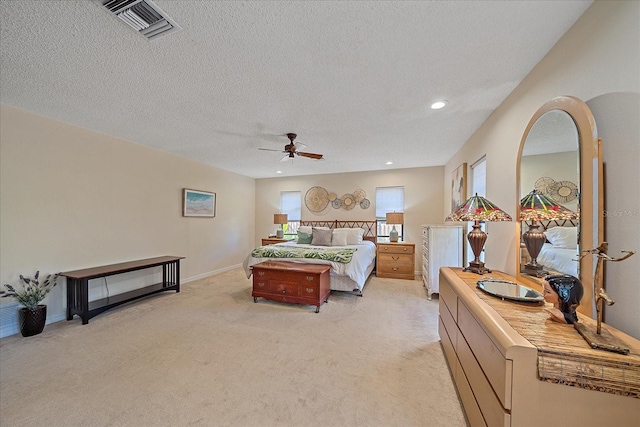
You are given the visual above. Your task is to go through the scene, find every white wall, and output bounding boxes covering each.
[1,104,256,336]
[256,167,445,272]
[444,1,640,337]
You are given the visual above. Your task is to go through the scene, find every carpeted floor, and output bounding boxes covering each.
[0,268,467,427]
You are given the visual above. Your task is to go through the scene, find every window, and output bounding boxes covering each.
[468,157,487,264]
[280,191,301,236]
[375,186,404,238]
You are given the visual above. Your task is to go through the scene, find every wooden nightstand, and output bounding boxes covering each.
[376,241,415,280]
[261,237,290,246]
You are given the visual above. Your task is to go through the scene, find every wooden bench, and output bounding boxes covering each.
[62,256,184,324]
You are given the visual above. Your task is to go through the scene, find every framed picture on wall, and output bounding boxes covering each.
[451,163,467,214]
[183,189,216,217]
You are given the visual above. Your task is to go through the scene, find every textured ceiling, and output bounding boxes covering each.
[0,0,592,179]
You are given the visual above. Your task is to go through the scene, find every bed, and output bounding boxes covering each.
[243,220,377,295]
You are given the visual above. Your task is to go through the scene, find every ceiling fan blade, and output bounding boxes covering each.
[280,154,292,162]
[294,142,307,151]
[297,152,324,160]
[258,148,284,152]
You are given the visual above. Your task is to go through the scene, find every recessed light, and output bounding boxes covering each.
[386,161,393,165]
[276,170,282,174]
[430,101,447,110]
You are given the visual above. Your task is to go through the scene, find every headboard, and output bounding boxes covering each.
[300,220,378,243]
[524,219,579,231]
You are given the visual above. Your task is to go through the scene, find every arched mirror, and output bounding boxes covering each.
[516,96,603,317]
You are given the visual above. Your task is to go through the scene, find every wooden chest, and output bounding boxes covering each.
[251,261,331,313]
[376,242,415,280]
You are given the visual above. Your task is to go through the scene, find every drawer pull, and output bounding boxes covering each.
[282,290,286,294]
[392,256,399,260]
[392,267,399,271]
[306,288,314,293]
[403,247,408,251]
[258,271,265,276]
[258,282,265,288]
[306,276,314,281]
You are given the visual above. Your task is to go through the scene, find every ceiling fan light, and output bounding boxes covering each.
[430,101,447,110]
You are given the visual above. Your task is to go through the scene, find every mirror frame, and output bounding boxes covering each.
[516,96,603,318]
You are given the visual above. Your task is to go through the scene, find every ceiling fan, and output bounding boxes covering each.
[258,133,324,162]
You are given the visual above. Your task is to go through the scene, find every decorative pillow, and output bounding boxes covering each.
[298,226,329,235]
[297,231,312,244]
[544,227,578,249]
[311,227,333,246]
[331,230,348,246]
[333,228,364,245]
[298,226,312,235]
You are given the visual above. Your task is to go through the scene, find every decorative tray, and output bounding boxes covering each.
[476,278,544,303]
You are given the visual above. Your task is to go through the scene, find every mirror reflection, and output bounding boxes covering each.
[519,110,580,278]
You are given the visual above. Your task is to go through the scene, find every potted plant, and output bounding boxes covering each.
[1,271,60,337]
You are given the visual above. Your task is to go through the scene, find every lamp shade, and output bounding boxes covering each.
[386,212,404,224]
[273,213,288,225]
[519,189,577,221]
[445,194,512,223]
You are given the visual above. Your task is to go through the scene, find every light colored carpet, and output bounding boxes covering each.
[0,268,466,427]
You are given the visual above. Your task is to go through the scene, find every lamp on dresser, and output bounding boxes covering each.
[273,213,288,238]
[519,189,577,277]
[446,193,512,274]
[386,212,404,242]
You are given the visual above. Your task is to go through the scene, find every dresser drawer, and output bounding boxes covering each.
[458,300,512,410]
[378,244,415,255]
[457,326,510,427]
[377,259,414,275]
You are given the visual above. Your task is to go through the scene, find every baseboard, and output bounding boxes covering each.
[182,263,242,283]
[0,263,244,339]
[0,303,67,339]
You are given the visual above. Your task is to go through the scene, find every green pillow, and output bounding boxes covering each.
[297,231,312,244]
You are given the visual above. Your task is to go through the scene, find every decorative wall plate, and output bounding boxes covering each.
[359,198,370,209]
[353,189,366,202]
[331,199,342,209]
[341,194,356,210]
[305,186,329,213]
[534,176,555,195]
[550,180,578,203]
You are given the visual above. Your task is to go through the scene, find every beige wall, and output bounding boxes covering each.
[255,167,445,271]
[0,104,255,333]
[444,1,640,338]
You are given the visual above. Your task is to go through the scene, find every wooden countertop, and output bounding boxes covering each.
[445,268,640,398]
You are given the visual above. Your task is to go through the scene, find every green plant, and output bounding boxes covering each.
[1,271,61,311]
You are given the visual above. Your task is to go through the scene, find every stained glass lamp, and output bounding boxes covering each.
[519,189,578,277]
[446,193,513,275]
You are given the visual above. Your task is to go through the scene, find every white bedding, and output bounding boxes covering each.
[537,243,578,277]
[243,240,377,292]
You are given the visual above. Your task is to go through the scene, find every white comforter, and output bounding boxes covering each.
[243,240,377,290]
[537,243,579,277]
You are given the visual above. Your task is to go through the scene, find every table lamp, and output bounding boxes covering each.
[446,193,512,274]
[273,213,288,238]
[519,189,577,277]
[386,212,404,242]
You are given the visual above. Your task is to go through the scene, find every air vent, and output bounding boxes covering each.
[96,0,181,40]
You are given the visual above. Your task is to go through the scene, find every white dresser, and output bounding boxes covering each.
[422,224,463,299]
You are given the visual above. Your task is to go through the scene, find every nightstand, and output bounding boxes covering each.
[261,238,290,246]
[376,241,415,280]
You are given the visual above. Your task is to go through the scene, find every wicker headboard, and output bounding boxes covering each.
[524,219,579,230]
[300,220,378,242]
